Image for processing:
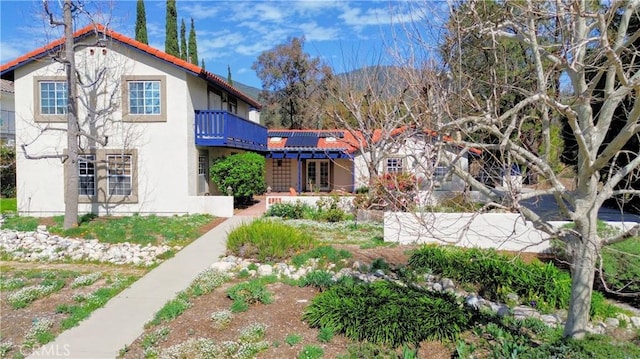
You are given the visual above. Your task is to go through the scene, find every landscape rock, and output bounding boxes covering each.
[630,316,640,328]
[211,261,235,272]
[604,317,620,328]
[0,229,170,266]
[257,264,273,276]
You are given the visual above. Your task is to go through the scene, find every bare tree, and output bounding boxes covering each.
[22,0,116,228]
[392,0,640,339]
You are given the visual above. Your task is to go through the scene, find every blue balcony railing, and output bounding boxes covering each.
[195,110,267,151]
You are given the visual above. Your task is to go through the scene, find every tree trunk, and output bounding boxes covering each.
[563,200,599,338]
[63,0,79,229]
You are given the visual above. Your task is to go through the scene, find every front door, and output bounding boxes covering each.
[306,160,330,191]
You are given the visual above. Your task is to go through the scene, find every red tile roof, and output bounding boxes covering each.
[267,128,482,155]
[0,24,261,109]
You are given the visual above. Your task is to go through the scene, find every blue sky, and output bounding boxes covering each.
[0,0,442,89]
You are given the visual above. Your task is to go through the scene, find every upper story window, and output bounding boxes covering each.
[40,81,67,115]
[128,81,160,115]
[386,157,404,173]
[122,75,167,122]
[34,76,68,122]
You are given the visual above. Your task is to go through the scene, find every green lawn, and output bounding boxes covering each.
[2,213,215,246]
[0,197,17,213]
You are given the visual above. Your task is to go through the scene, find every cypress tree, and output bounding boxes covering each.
[180,18,187,60]
[201,58,206,70]
[135,0,148,44]
[188,18,198,65]
[164,0,179,56]
[227,65,233,86]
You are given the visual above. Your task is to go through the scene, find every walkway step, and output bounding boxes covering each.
[28,216,256,359]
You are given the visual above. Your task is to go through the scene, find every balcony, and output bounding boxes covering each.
[195,110,267,151]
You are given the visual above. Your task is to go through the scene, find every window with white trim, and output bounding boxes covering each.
[107,155,133,196]
[40,81,67,115]
[386,158,404,173]
[434,165,448,180]
[198,155,207,175]
[78,155,96,196]
[128,81,161,115]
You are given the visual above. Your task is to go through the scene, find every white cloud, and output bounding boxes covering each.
[0,42,25,63]
[180,2,223,21]
[298,22,339,42]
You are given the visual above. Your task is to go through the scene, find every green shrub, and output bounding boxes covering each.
[304,280,472,347]
[227,219,316,261]
[265,201,310,219]
[0,146,16,198]
[298,345,324,359]
[210,152,265,202]
[227,279,273,305]
[299,270,335,290]
[285,333,303,346]
[408,245,573,313]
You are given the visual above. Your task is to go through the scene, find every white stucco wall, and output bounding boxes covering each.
[384,212,638,253]
[353,138,470,191]
[11,36,251,218]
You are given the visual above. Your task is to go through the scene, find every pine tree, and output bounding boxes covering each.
[164,0,179,56]
[135,0,148,44]
[180,18,187,60]
[188,18,198,65]
[227,65,233,86]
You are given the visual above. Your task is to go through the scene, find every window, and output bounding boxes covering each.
[107,155,133,196]
[122,76,166,122]
[434,165,448,179]
[40,81,67,115]
[78,155,96,196]
[34,76,68,122]
[128,81,160,115]
[386,158,404,173]
[198,155,207,175]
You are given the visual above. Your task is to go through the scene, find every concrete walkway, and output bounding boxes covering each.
[28,202,263,359]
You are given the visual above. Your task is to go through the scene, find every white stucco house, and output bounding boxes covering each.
[265,128,479,194]
[0,24,266,217]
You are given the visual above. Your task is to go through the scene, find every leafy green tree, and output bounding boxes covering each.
[188,18,198,65]
[0,146,16,197]
[164,0,179,56]
[179,18,187,60]
[210,152,265,203]
[135,0,148,44]
[252,37,333,129]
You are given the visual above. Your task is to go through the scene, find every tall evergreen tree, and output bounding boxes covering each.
[164,0,179,56]
[188,18,198,65]
[201,58,206,70]
[179,18,187,60]
[135,0,148,44]
[227,65,233,86]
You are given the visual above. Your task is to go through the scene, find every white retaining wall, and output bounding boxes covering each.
[384,212,637,253]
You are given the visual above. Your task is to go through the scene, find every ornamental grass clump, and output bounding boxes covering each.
[408,245,577,313]
[226,219,315,261]
[303,280,472,347]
